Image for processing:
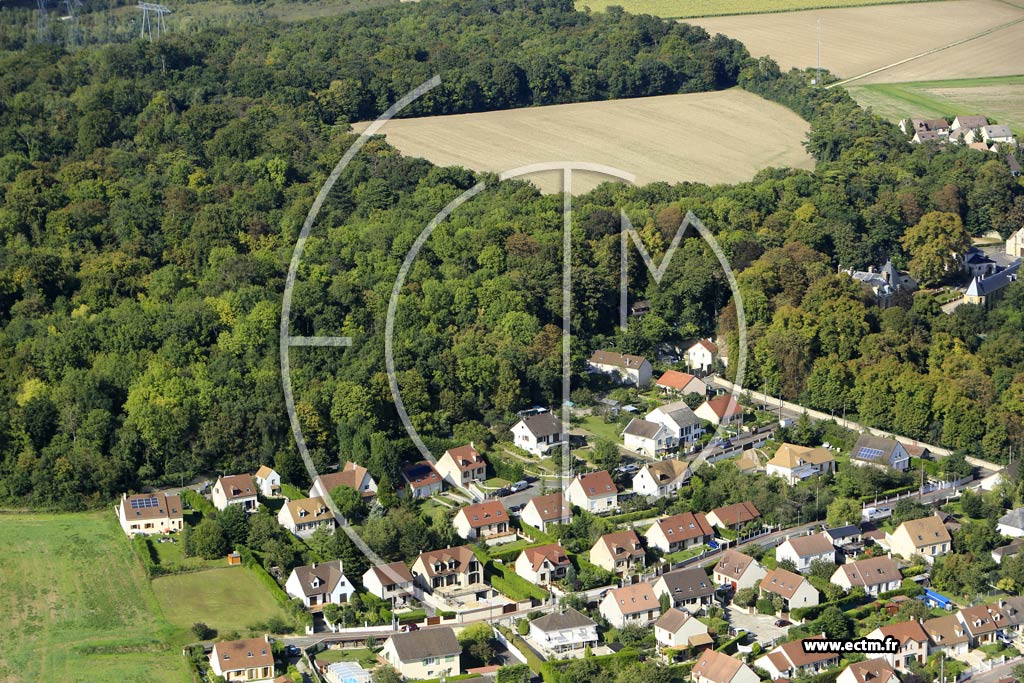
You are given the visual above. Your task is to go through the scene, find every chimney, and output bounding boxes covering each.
[883,270,891,284]
[312,562,317,569]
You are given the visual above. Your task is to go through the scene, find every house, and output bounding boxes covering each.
[830,556,902,596]
[923,614,970,658]
[901,117,949,137]
[630,300,651,317]
[590,530,646,575]
[913,130,944,144]
[652,566,716,613]
[993,539,1024,564]
[277,497,337,538]
[843,261,918,307]
[1009,154,1023,178]
[836,659,899,683]
[695,395,743,427]
[982,124,1016,143]
[766,443,836,485]
[324,662,371,683]
[823,525,862,547]
[632,459,691,499]
[706,501,760,531]
[866,621,929,671]
[776,533,836,572]
[285,560,354,609]
[712,550,767,590]
[759,568,819,611]
[435,444,487,488]
[587,350,653,387]
[964,259,1020,308]
[400,461,443,499]
[687,339,719,374]
[622,418,672,457]
[254,466,281,498]
[565,471,618,513]
[520,492,572,532]
[116,492,184,536]
[656,607,712,649]
[952,115,989,131]
[514,543,571,585]
[380,627,461,681]
[957,603,1005,646]
[529,608,599,656]
[950,126,981,144]
[756,636,840,679]
[656,370,708,397]
[850,435,910,472]
[969,141,992,152]
[1009,228,1024,260]
[644,512,715,554]
[511,411,563,455]
[692,649,760,683]
[734,449,765,474]
[310,462,377,501]
[210,636,275,683]
[599,583,661,628]
[361,561,415,602]
[998,507,1024,538]
[212,474,259,512]
[995,596,1024,635]
[645,401,703,448]
[411,546,482,594]
[452,500,512,541]
[886,515,951,563]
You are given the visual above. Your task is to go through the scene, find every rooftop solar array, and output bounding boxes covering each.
[857,447,884,460]
[129,496,160,509]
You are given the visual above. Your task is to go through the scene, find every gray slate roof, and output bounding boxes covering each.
[623,418,663,439]
[531,607,596,632]
[999,507,1024,531]
[388,627,460,661]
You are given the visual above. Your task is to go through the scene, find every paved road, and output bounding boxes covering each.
[964,656,1023,683]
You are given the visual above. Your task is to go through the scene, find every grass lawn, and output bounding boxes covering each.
[280,482,305,501]
[315,647,380,668]
[152,538,222,572]
[848,76,1024,135]
[152,567,288,636]
[0,511,189,683]
[664,544,708,564]
[580,415,628,443]
[576,0,935,19]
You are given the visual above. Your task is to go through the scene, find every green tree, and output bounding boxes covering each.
[187,519,228,560]
[593,439,621,471]
[216,503,249,548]
[900,211,971,287]
[827,497,861,527]
[330,485,367,521]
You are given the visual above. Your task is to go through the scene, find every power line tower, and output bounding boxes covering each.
[137,2,170,41]
[36,0,51,43]
[62,0,83,47]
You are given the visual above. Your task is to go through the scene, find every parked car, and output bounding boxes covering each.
[774,619,791,627]
[283,645,301,657]
[400,623,419,632]
[707,539,719,550]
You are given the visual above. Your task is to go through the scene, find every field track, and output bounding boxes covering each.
[352,89,814,194]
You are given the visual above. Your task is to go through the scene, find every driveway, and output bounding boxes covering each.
[726,605,790,646]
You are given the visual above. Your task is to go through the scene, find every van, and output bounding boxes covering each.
[510,480,529,493]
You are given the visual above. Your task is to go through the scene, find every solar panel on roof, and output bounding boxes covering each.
[857,447,884,460]
[130,496,160,509]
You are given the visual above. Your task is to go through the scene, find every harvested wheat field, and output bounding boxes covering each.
[351,89,813,193]
[691,0,1024,80]
[578,0,928,19]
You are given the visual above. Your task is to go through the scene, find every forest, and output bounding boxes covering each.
[1,0,1023,510]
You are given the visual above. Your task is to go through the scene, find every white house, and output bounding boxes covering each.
[836,659,898,683]
[655,370,708,397]
[759,568,819,611]
[622,418,672,457]
[706,502,760,531]
[380,628,461,681]
[866,621,929,671]
[435,444,487,488]
[116,492,184,536]
[590,530,646,575]
[687,339,718,374]
[254,465,281,498]
[400,461,443,499]
[998,508,1024,538]
[278,496,337,538]
[982,124,1016,144]
[850,435,910,472]
[830,556,902,596]
[520,492,572,532]
[565,471,618,513]
[310,462,377,501]
[644,512,714,554]
[599,583,661,628]
[587,350,653,387]
[211,474,259,512]
[695,395,743,427]
[712,550,766,590]
[515,543,571,585]
[923,614,970,658]
[692,650,759,683]
[361,561,415,603]
[452,500,512,541]
[209,636,275,683]
[529,608,598,656]
[766,443,835,485]
[952,114,989,131]
[756,637,840,679]
[632,459,690,499]
[511,411,563,455]
[285,560,354,609]
[885,514,951,563]
[652,566,716,613]
[655,607,712,649]
[775,533,836,573]
[645,401,703,448]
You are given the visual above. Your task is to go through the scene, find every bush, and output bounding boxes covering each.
[192,622,217,640]
[756,598,776,615]
[181,488,216,516]
[516,619,529,635]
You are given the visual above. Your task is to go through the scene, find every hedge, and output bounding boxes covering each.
[606,509,660,525]
[497,626,546,677]
[516,521,556,544]
[490,563,549,602]
[132,535,167,577]
[857,485,916,503]
[237,545,312,628]
[543,648,641,683]
[715,631,747,655]
[181,489,215,517]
